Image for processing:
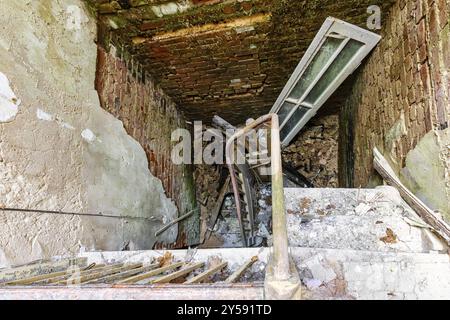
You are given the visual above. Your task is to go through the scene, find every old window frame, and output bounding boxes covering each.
[270,17,381,147]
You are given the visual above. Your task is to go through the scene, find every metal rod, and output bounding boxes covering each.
[155,209,197,237]
[0,207,159,222]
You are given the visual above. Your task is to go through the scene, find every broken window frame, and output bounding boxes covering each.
[270,17,381,147]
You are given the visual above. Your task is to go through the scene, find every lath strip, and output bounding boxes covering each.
[184,262,227,284]
[33,264,116,285]
[225,256,258,283]
[84,263,160,284]
[54,264,142,285]
[1,260,91,286]
[151,262,205,284]
[116,262,184,284]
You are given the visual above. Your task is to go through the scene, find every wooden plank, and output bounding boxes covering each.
[224,256,258,284]
[32,263,113,285]
[373,148,450,245]
[54,263,142,285]
[184,262,227,284]
[0,258,87,284]
[116,262,184,284]
[84,263,160,284]
[151,262,205,284]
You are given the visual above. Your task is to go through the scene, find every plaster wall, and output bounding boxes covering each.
[0,0,178,267]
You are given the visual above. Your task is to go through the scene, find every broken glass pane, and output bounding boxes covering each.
[304,39,364,104]
[280,107,309,141]
[277,101,296,124]
[288,37,344,100]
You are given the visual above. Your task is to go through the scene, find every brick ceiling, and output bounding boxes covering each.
[86,0,395,124]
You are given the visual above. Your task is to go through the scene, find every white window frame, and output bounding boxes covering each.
[270,17,381,147]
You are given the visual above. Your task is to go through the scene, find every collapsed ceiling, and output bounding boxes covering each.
[85,0,395,124]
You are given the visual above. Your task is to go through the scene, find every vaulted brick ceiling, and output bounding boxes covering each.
[86,0,395,124]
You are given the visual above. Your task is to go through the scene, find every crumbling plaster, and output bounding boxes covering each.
[0,0,178,267]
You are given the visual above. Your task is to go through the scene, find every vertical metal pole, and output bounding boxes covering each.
[269,114,290,280]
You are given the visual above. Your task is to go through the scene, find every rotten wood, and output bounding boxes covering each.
[373,147,450,245]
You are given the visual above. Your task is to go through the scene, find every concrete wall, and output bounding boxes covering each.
[0,0,184,267]
[340,0,450,222]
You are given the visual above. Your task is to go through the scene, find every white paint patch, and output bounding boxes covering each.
[65,5,82,31]
[61,122,75,130]
[0,72,20,123]
[36,108,54,121]
[81,129,96,143]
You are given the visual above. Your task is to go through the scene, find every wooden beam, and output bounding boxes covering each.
[225,256,258,283]
[151,262,205,284]
[185,262,227,284]
[373,147,450,245]
[116,262,184,284]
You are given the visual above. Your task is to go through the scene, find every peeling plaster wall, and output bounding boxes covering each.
[340,0,450,222]
[0,0,179,267]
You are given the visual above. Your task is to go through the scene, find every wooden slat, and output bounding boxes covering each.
[54,263,142,285]
[116,262,184,284]
[33,264,113,285]
[151,262,205,284]
[185,262,227,284]
[84,263,160,284]
[0,258,87,284]
[225,256,258,283]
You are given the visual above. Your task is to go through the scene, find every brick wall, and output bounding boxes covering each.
[95,45,198,246]
[340,0,449,188]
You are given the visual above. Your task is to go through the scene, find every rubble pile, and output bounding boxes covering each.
[282,114,339,187]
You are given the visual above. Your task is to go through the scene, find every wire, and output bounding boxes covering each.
[0,207,158,222]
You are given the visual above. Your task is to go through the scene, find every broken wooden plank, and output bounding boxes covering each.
[116,262,184,284]
[151,262,205,284]
[54,263,142,285]
[224,256,258,284]
[373,147,450,245]
[185,262,227,284]
[204,177,231,243]
[84,263,160,284]
[0,258,87,284]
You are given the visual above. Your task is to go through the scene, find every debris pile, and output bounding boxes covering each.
[282,114,339,187]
